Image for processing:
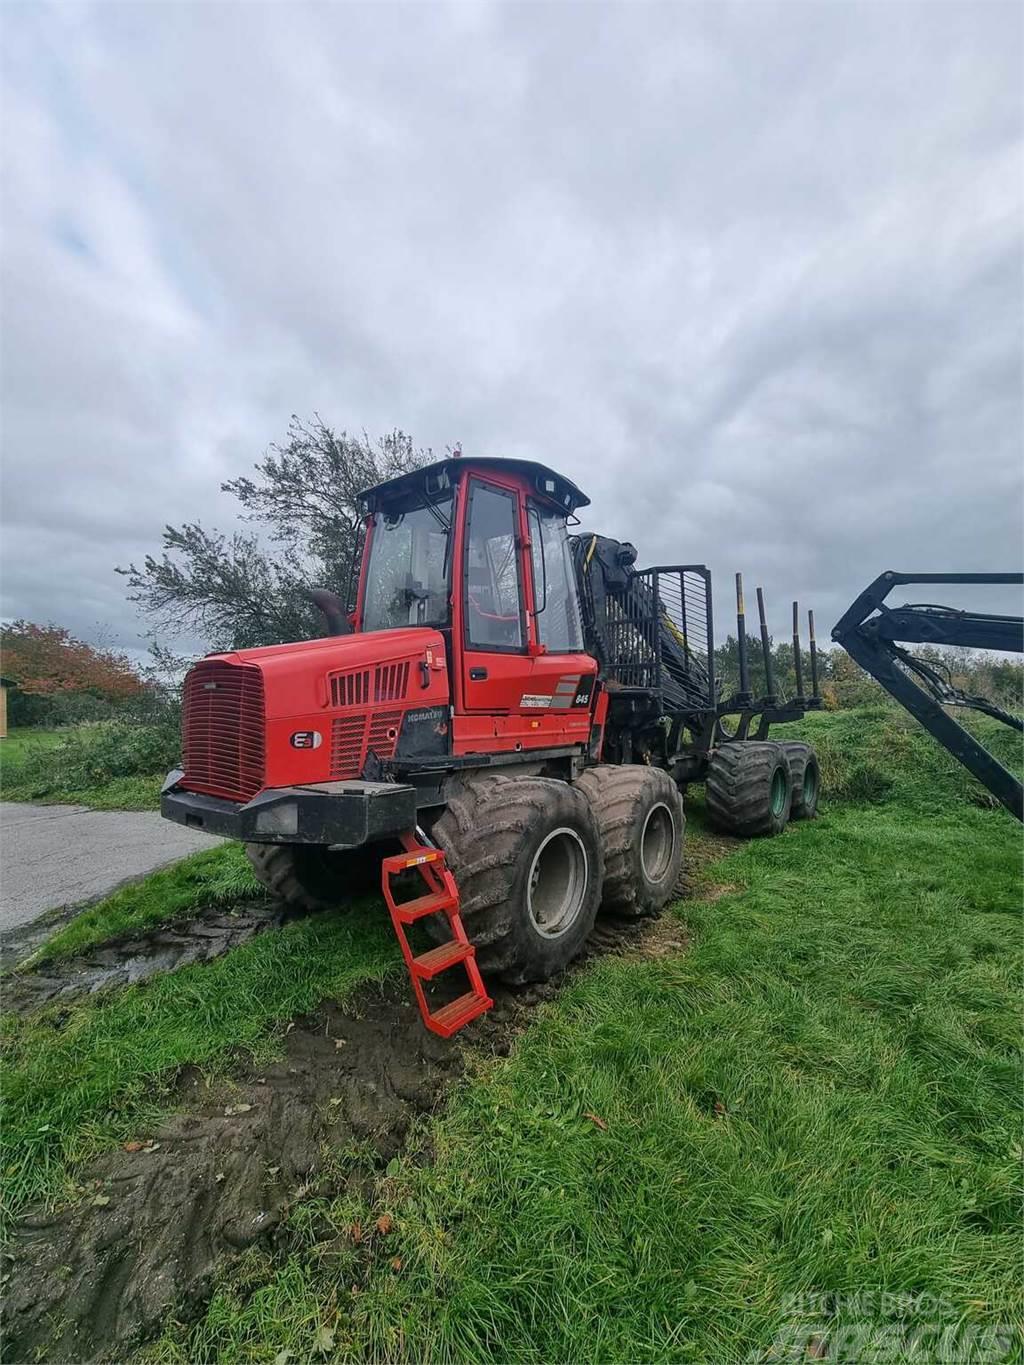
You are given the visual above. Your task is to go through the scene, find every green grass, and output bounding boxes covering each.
[3,705,1021,1360]
[773,704,1022,812]
[24,844,264,966]
[0,726,86,765]
[1,905,397,1224]
[142,708,1022,1364]
[0,723,164,809]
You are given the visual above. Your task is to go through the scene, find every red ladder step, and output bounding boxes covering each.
[392,890,458,923]
[430,991,491,1034]
[412,940,474,979]
[381,832,493,1038]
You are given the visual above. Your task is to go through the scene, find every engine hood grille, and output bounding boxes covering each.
[182,659,265,801]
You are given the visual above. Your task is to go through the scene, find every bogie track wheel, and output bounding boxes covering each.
[430,773,604,984]
[705,741,793,838]
[778,742,820,820]
[244,842,382,912]
[575,765,685,918]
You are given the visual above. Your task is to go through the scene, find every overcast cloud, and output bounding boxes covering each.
[2,0,1021,660]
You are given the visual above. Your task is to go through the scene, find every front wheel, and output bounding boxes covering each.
[244,842,381,912]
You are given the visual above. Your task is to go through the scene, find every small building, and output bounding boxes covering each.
[0,677,14,739]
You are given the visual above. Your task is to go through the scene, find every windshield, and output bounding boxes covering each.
[362,495,453,631]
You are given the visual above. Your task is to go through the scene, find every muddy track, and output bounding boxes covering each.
[1,904,689,1365]
[1,899,296,1016]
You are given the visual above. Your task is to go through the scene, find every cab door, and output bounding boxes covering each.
[459,477,530,714]
[520,498,598,732]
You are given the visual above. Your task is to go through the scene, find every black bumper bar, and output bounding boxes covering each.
[160,771,418,848]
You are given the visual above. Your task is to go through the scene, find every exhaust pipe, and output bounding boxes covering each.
[309,588,351,637]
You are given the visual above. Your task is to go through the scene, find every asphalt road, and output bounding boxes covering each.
[0,802,222,933]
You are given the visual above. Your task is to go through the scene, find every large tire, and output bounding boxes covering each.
[705,741,792,838]
[430,773,603,984]
[779,742,820,820]
[575,765,684,919]
[244,842,381,912]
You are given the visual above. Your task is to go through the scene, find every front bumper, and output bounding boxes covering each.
[160,770,418,849]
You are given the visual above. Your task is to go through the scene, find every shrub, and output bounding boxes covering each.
[1,705,181,804]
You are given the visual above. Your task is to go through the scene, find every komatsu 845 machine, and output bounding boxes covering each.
[162,456,820,1035]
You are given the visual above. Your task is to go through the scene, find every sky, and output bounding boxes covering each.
[2,0,1022,663]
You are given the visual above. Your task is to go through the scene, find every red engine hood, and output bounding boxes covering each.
[210,627,447,721]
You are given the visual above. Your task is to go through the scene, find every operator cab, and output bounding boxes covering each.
[356,457,596,734]
[356,456,588,647]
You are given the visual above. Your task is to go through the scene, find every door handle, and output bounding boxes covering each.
[469,667,488,681]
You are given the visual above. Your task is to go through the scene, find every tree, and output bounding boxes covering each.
[119,416,432,650]
[1,621,148,701]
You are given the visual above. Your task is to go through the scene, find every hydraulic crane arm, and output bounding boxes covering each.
[832,572,1024,822]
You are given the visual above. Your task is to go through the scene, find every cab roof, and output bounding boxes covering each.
[358,456,590,516]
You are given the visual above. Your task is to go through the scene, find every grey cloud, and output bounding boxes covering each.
[1,0,1021,660]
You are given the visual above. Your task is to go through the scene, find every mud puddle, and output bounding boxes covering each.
[2,900,297,1016]
[2,909,681,1364]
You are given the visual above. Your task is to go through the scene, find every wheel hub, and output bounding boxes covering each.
[770,767,787,817]
[527,828,588,938]
[640,802,674,883]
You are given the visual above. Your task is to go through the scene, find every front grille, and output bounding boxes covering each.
[330,709,403,779]
[183,660,265,801]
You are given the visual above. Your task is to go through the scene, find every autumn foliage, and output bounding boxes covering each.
[1,621,148,700]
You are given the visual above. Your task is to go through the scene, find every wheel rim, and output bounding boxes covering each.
[770,767,788,817]
[527,828,589,938]
[802,764,818,808]
[640,802,675,884]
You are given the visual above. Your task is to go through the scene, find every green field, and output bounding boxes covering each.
[0,725,81,765]
[0,724,164,809]
[2,706,1020,1361]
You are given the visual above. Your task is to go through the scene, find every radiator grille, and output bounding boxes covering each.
[183,660,265,801]
[330,713,366,778]
[330,709,404,779]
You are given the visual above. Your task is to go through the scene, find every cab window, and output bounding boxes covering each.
[528,503,585,652]
[464,483,524,650]
[362,495,452,631]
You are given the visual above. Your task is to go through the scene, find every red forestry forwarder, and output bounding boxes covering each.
[162,456,821,1035]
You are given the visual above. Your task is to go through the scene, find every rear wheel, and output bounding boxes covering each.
[244,842,380,912]
[705,741,793,837]
[430,773,603,984]
[779,741,820,820]
[575,765,685,919]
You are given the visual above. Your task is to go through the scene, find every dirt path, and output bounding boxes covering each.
[2,911,688,1363]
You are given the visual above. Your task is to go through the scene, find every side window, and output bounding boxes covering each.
[465,483,524,650]
[529,503,585,652]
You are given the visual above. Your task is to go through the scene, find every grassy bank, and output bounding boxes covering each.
[24,844,263,966]
[1,905,396,1223]
[144,708,1022,1363]
[0,724,166,809]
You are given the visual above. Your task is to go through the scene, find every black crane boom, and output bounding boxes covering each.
[832,572,1023,821]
